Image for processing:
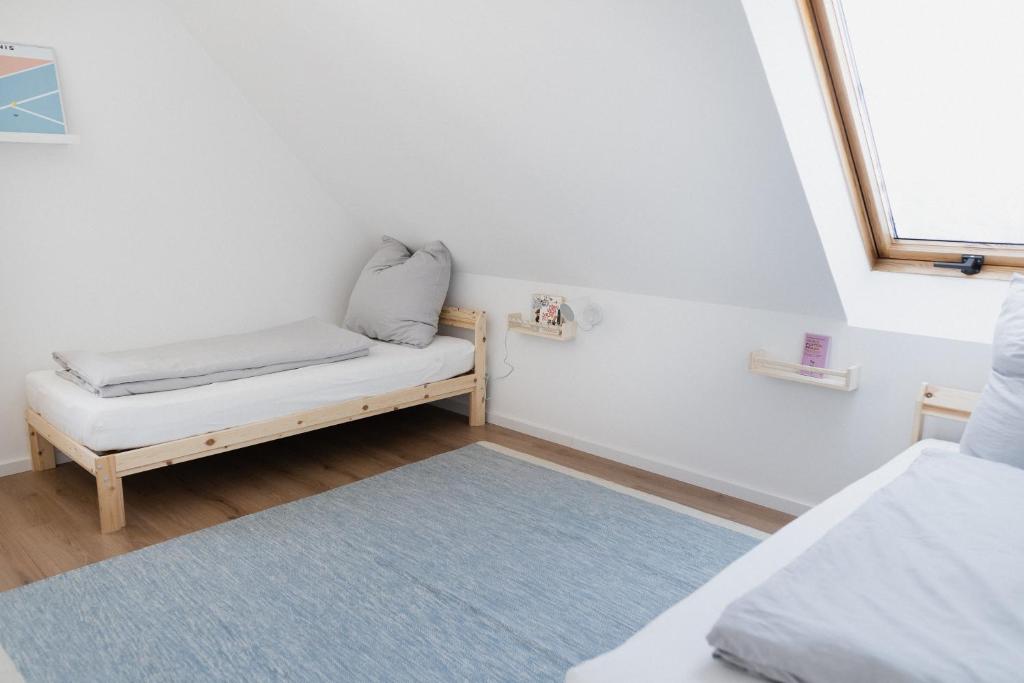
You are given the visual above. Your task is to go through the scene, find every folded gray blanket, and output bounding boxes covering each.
[55,318,371,397]
[707,450,1024,683]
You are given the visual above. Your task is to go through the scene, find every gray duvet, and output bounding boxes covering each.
[707,450,1024,683]
[55,318,371,397]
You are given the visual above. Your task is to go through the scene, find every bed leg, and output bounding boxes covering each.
[910,382,928,444]
[469,311,487,427]
[27,423,56,471]
[469,382,486,427]
[95,456,126,533]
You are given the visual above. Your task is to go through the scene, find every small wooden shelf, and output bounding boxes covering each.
[749,350,860,392]
[507,313,576,341]
[0,132,80,144]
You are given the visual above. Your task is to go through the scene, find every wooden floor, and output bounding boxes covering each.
[0,406,793,592]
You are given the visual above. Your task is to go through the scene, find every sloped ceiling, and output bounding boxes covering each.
[165,0,844,318]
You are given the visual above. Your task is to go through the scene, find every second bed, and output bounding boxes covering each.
[568,383,985,682]
[24,307,487,533]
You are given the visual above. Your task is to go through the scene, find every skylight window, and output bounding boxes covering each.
[805,0,1024,275]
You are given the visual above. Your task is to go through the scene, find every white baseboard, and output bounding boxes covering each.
[0,457,32,478]
[435,397,811,516]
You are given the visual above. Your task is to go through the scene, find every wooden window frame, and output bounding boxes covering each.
[799,0,1023,280]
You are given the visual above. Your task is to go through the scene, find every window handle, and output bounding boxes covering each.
[933,254,984,275]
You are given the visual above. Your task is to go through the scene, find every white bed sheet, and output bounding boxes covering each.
[565,438,960,683]
[26,335,475,452]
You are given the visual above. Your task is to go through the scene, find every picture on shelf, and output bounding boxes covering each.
[800,333,831,379]
[532,294,564,327]
[0,43,68,135]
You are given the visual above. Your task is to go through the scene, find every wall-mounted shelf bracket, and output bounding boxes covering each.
[507,313,576,341]
[749,350,860,392]
[0,132,80,144]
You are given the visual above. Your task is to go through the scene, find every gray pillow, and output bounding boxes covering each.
[960,274,1024,468]
[343,236,452,348]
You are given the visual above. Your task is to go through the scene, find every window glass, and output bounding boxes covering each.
[839,0,1024,245]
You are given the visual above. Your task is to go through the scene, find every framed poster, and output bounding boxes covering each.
[0,43,68,135]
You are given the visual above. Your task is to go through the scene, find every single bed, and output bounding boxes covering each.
[27,335,475,452]
[24,307,487,533]
[566,384,981,683]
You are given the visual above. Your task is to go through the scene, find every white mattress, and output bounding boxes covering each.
[26,335,475,452]
[565,438,960,683]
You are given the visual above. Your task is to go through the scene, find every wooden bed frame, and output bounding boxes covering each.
[910,382,981,443]
[24,307,487,533]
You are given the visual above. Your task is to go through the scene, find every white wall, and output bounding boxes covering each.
[0,0,370,472]
[161,0,1001,512]
[165,0,845,319]
[443,273,991,513]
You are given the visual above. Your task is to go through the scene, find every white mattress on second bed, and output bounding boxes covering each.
[565,438,960,683]
[26,335,475,452]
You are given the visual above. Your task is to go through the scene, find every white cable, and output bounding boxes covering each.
[491,325,515,380]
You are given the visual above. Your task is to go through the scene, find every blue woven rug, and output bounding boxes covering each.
[0,442,759,682]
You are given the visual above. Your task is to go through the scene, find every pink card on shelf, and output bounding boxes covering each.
[800,333,831,378]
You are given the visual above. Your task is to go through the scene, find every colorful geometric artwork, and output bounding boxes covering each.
[0,43,68,135]
[532,293,564,326]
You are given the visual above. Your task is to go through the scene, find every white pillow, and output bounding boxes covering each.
[343,236,452,348]
[960,274,1024,468]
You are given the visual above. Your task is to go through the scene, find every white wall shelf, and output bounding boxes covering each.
[749,350,860,392]
[507,313,577,341]
[0,132,80,145]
